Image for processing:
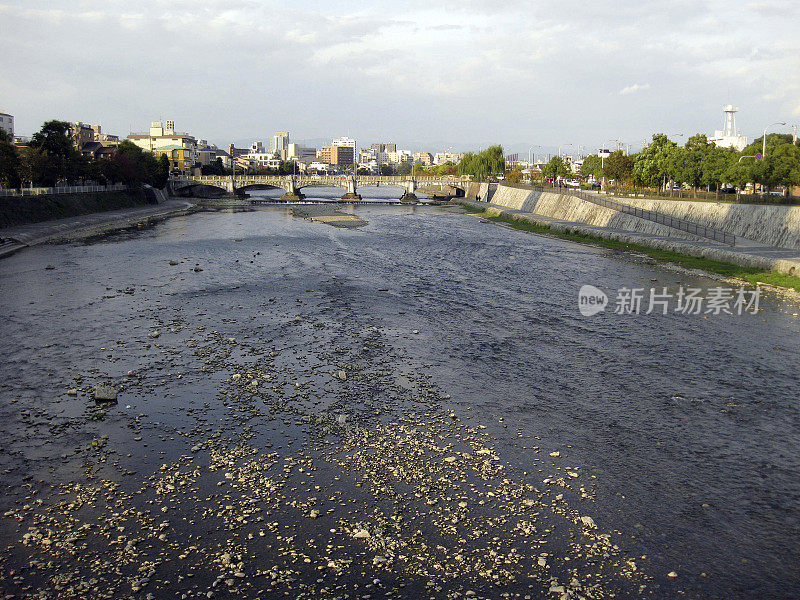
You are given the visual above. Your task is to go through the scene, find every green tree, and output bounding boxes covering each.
[0,129,21,188]
[632,133,678,188]
[458,145,505,180]
[111,140,161,186]
[541,156,571,181]
[580,154,603,180]
[28,120,84,185]
[29,120,74,159]
[396,162,412,175]
[603,150,633,185]
[434,161,457,176]
[155,154,171,185]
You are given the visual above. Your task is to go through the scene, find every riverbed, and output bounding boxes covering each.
[0,202,798,599]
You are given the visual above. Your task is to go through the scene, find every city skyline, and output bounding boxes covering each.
[2,1,799,153]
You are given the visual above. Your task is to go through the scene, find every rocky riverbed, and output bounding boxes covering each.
[1,205,798,599]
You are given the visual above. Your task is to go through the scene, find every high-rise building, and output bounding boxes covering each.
[0,111,13,137]
[270,131,289,158]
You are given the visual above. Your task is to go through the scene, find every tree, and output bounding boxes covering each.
[603,150,634,185]
[541,156,571,181]
[729,134,799,192]
[505,171,523,184]
[111,140,161,186]
[29,120,74,159]
[396,162,412,175]
[580,154,603,180]
[155,154,171,187]
[434,161,457,176]
[632,133,677,188]
[458,145,505,180]
[0,129,21,188]
[28,120,84,185]
[379,164,394,175]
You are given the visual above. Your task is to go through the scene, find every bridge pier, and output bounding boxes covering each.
[399,179,417,203]
[280,177,305,202]
[340,177,361,201]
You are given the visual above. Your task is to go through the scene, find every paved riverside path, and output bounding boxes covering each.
[0,199,196,257]
[466,199,800,274]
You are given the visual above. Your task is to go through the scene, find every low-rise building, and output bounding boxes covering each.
[127,120,198,173]
[413,152,434,166]
[434,152,465,165]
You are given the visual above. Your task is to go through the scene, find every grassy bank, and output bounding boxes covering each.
[0,190,153,229]
[460,203,800,292]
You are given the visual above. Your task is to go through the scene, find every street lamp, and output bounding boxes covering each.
[558,143,574,158]
[600,139,619,191]
[763,121,786,158]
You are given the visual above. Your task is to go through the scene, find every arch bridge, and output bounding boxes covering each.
[170,174,471,201]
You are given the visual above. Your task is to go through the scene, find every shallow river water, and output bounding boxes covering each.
[0,198,799,600]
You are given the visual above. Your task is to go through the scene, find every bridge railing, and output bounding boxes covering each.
[0,183,128,197]
[530,185,736,246]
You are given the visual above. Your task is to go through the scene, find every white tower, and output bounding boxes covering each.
[722,104,738,137]
[710,105,748,151]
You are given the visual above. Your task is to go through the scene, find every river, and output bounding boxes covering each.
[0,198,798,599]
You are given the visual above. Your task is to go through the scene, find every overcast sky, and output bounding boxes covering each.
[1,0,799,155]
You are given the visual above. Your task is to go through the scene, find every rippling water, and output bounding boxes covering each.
[0,203,798,599]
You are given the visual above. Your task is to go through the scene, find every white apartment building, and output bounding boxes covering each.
[0,111,14,137]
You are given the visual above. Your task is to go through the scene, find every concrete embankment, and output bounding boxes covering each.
[468,184,703,241]
[468,183,800,250]
[0,189,161,229]
[463,183,800,274]
[602,197,800,250]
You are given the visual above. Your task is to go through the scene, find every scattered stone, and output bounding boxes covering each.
[66,388,78,396]
[352,530,370,539]
[148,330,160,339]
[668,571,678,579]
[549,451,560,457]
[580,516,596,528]
[93,383,118,402]
[168,260,179,266]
